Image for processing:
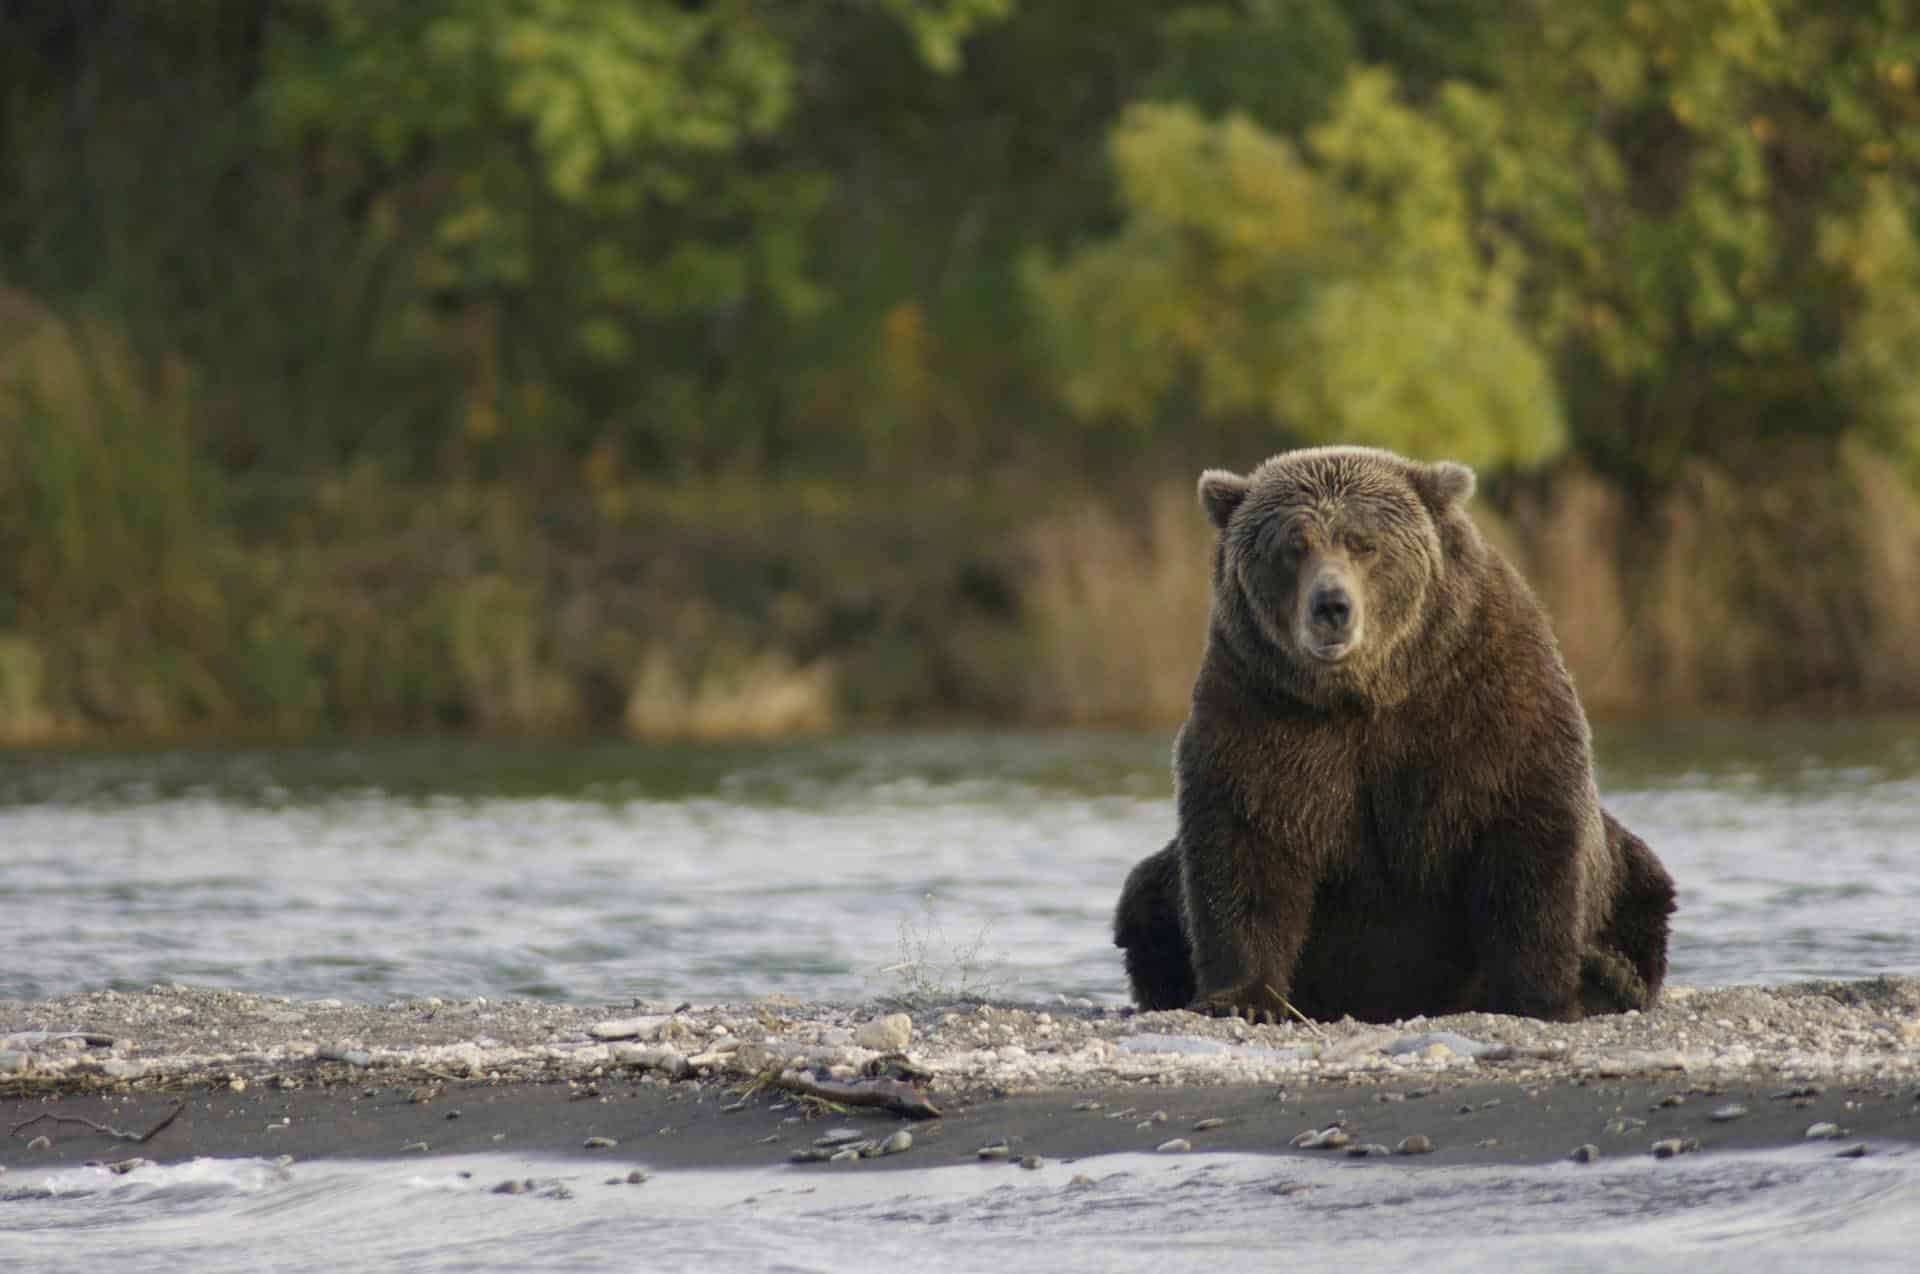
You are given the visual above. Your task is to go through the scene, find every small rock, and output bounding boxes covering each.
[854,1014,913,1052]
[492,1179,527,1195]
[828,1147,862,1163]
[1019,1154,1044,1170]
[401,1141,430,1153]
[788,1147,835,1163]
[1658,1094,1686,1108]
[876,1130,913,1156]
[1146,1110,1168,1124]
[977,1141,1012,1160]
[0,1051,31,1075]
[1772,1084,1824,1101]
[1835,1143,1872,1159]
[1709,1104,1749,1123]
[1650,1138,1699,1158]
[814,1127,869,1148]
[590,1016,666,1042]
[1570,1144,1600,1164]
[626,1169,649,1183]
[1291,1127,1351,1150]
[1805,1122,1844,1140]
[1192,1117,1226,1131]
[106,1158,149,1175]
[1395,1135,1435,1156]
[25,1135,52,1151]
[1155,1138,1192,1153]
[583,1136,618,1150]
[1069,1173,1096,1188]
[1347,1144,1391,1158]
[1072,1100,1102,1112]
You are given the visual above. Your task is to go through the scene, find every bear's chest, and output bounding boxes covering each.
[1236,714,1491,875]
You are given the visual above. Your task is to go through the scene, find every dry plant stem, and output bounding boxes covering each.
[1266,985,1327,1039]
[10,1099,184,1144]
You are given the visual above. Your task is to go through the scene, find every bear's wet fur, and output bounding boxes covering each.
[1113,446,1675,1023]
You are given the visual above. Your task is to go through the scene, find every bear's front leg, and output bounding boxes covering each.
[1470,804,1594,1021]
[1178,808,1315,1025]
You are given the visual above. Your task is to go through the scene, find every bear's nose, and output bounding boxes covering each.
[1309,585,1352,633]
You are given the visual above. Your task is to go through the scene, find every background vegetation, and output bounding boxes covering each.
[6,1,1920,741]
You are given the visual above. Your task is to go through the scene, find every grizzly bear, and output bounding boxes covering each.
[1112,446,1674,1023]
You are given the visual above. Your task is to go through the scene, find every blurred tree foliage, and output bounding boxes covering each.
[9,0,1920,736]
[9,0,1920,491]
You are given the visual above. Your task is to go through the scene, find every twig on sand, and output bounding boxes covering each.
[10,1099,184,1145]
[775,1069,942,1120]
[1265,985,1327,1039]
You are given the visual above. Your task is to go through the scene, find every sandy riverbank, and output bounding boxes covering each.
[5,980,1919,1173]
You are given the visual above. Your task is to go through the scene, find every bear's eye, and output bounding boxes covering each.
[1282,530,1310,559]
[1348,535,1377,558]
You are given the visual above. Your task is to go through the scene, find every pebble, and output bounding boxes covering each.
[1069,1173,1096,1188]
[583,1136,618,1150]
[855,1014,914,1053]
[1650,1138,1699,1158]
[402,1141,430,1153]
[814,1127,869,1148]
[26,1135,51,1151]
[590,1016,666,1042]
[1805,1122,1844,1140]
[1156,1138,1192,1153]
[106,1157,149,1175]
[788,1147,835,1163]
[977,1141,1012,1160]
[1020,1154,1044,1169]
[1570,1144,1600,1164]
[1394,1135,1435,1156]
[1709,1103,1749,1123]
[1192,1117,1227,1131]
[492,1179,528,1194]
[626,1169,649,1183]
[876,1130,914,1156]
[829,1147,862,1163]
[1835,1143,1872,1159]
[1290,1127,1352,1150]
[1347,1143,1391,1158]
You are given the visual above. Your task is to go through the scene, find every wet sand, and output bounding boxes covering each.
[6,979,1920,1173]
[6,1072,1917,1174]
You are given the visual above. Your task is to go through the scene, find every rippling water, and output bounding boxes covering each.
[6,723,1920,1272]
[4,1146,1917,1274]
[3,721,1920,1005]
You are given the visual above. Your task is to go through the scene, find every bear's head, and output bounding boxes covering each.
[1198,446,1482,706]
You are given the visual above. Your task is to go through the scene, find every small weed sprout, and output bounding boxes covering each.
[878,892,1004,1004]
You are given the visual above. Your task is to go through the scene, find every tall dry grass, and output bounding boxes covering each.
[1023,451,1920,724]
[1022,485,1214,724]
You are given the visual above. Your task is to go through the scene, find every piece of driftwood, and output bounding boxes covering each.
[9,1099,184,1145]
[775,1068,942,1120]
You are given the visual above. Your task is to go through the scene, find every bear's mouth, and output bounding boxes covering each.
[1302,638,1358,664]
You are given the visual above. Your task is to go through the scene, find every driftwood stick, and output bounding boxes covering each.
[10,1099,184,1144]
[776,1069,942,1120]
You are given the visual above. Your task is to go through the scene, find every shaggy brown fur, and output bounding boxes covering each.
[1113,447,1675,1023]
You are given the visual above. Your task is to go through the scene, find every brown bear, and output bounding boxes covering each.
[1112,446,1675,1023]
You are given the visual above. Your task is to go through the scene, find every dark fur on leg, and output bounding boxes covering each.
[1593,810,1676,1008]
[1113,840,1195,1011]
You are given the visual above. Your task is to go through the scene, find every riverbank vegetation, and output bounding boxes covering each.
[6,2,1920,741]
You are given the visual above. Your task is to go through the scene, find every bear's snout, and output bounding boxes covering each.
[1300,570,1361,659]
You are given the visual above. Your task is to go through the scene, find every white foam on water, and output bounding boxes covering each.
[3,1145,1916,1274]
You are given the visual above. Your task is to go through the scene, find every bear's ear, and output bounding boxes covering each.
[1197,469,1251,529]
[1413,461,1475,512]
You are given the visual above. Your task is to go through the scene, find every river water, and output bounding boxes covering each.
[4,721,1919,1270]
